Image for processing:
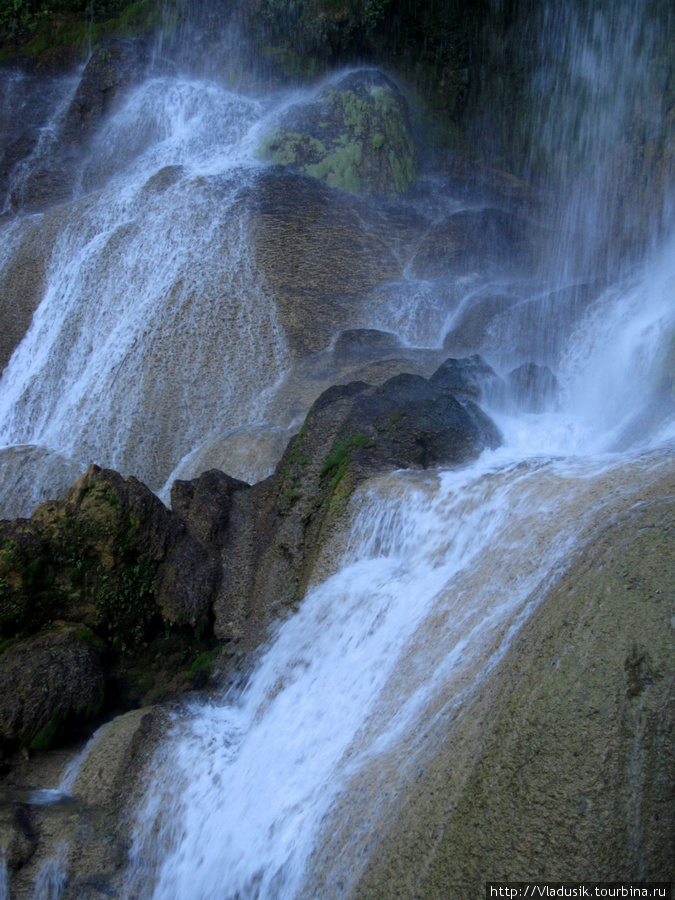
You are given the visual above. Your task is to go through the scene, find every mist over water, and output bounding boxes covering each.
[0,0,673,897]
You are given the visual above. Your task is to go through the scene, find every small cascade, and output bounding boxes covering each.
[0,76,291,497]
[31,842,67,900]
[0,851,8,900]
[0,0,672,896]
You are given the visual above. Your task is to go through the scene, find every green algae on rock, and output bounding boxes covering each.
[258,70,418,196]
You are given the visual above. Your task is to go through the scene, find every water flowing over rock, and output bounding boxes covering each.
[0,0,674,896]
[250,169,417,355]
[353,475,675,895]
[211,370,501,643]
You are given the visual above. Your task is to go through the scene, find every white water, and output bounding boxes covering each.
[31,842,67,900]
[124,442,672,900]
[0,1,673,896]
[0,76,291,495]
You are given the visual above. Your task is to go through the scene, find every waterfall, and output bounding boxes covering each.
[0,0,673,896]
[0,75,292,509]
[122,443,672,900]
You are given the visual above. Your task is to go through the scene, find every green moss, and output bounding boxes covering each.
[188,648,220,678]
[26,709,64,752]
[258,77,416,195]
[94,560,157,653]
[0,637,16,657]
[0,0,166,63]
[321,434,374,478]
[76,626,105,652]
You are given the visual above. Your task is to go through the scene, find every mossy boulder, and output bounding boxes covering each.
[0,463,219,649]
[0,626,105,755]
[258,70,417,196]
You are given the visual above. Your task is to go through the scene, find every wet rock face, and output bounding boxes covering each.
[354,480,675,897]
[258,70,417,196]
[0,627,105,756]
[62,38,149,144]
[251,169,418,355]
[7,38,149,213]
[507,361,560,412]
[411,207,533,278]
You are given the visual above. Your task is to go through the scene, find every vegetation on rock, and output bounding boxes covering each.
[259,70,417,195]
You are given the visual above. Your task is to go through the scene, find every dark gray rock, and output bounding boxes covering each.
[334,328,403,356]
[63,38,149,144]
[213,371,501,640]
[507,361,560,413]
[171,468,250,548]
[442,293,519,356]
[429,354,505,403]
[411,208,533,278]
[0,627,105,755]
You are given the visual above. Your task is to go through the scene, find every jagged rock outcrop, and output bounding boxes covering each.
[0,463,218,643]
[14,38,149,212]
[0,369,500,750]
[212,369,501,641]
[0,464,221,747]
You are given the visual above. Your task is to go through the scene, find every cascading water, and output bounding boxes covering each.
[0,0,673,897]
[0,74,292,514]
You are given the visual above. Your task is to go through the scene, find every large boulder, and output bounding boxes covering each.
[429,353,505,403]
[0,463,224,732]
[250,169,421,355]
[0,626,105,755]
[443,282,601,367]
[0,464,218,645]
[258,70,417,196]
[212,370,501,640]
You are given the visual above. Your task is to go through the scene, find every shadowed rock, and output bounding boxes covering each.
[0,627,105,756]
[507,361,560,412]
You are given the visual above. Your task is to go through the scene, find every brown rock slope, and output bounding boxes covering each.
[354,475,675,897]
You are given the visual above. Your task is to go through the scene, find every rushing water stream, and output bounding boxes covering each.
[0,0,673,897]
